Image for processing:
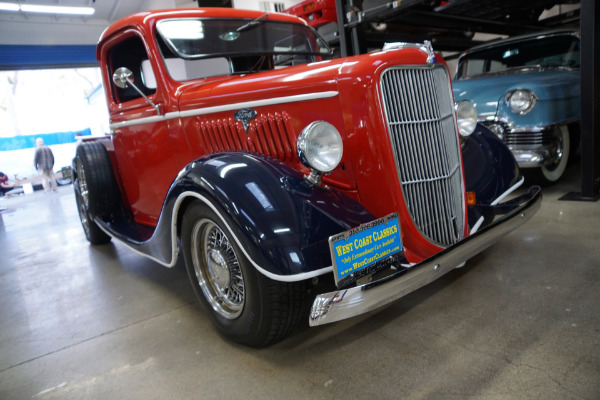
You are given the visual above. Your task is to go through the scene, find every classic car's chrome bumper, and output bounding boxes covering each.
[481,120,566,168]
[511,146,556,168]
[309,186,542,327]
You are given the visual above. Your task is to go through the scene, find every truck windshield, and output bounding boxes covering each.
[455,34,580,80]
[156,18,330,71]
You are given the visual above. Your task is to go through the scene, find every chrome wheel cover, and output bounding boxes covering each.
[541,125,570,182]
[77,194,90,235]
[76,158,90,209]
[191,218,245,319]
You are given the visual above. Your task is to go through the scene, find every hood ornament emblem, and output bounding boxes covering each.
[382,40,437,64]
[234,108,257,133]
[423,40,437,64]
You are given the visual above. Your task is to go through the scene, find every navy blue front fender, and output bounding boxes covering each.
[167,152,374,281]
[462,123,523,230]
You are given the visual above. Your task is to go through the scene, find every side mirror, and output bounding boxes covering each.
[112,67,133,89]
[112,67,162,116]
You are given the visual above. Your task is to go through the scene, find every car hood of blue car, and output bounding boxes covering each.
[452,68,580,117]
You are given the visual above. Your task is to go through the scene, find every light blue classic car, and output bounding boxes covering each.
[453,30,580,184]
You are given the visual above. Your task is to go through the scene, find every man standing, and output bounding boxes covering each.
[34,138,57,193]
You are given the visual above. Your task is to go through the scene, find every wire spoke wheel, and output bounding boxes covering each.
[76,158,90,209]
[76,190,91,235]
[191,218,245,319]
[182,201,307,346]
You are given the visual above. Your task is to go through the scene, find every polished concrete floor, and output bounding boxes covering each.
[0,163,598,400]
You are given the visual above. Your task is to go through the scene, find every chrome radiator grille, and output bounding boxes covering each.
[380,66,464,247]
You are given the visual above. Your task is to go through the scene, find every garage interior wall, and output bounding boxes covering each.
[0,0,197,68]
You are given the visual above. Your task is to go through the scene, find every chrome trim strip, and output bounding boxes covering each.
[110,114,168,129]
[469,216,484,234]
[309,186,542,327]
[177,91,339,119]
[470,176,524,234]
[95,218,180,268]
[109,91,339,129]
[491,176,524,206]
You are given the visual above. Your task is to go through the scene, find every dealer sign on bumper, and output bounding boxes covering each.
[329,213,402,287]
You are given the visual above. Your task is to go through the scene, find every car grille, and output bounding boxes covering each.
[504,130,553,147]
[380,65,464,247]
[481,121,555,147]
[196,112,297,163]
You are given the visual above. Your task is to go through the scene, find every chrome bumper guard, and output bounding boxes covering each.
[511,147,555,168]
[309,186,542,327]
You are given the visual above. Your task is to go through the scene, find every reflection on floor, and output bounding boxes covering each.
[0,162,598,399]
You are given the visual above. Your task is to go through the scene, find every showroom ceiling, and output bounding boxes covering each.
[0,0,581,68]
[355,0,581,53]
[0,0,196,68]
[0,0,195,46]
[0,0,155,25]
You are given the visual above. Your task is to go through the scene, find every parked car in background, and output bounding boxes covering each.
[74,8,541,347]
[453,30,580,184]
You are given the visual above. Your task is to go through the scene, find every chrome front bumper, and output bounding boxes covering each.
[309,186,542,327]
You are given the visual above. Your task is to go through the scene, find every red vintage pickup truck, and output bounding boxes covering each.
[74,7,540,346]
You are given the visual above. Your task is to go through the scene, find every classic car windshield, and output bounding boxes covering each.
[156,18,330,74]
[456,34,580,80]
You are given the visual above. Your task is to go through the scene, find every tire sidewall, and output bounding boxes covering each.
[181,201,272,346]
[74,180,111,245]
[75,142,120,219]
[540,125,570,183]
[74,141,120,244]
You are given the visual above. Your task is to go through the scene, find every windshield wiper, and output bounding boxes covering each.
[236,13,269,32]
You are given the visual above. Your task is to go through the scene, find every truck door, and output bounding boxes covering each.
[104,33,179,226]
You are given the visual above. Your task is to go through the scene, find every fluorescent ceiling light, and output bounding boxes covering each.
[21,4,95,15]
[0,2,20,11]
[0,2,95,15]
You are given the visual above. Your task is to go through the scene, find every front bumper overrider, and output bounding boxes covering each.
[309,186,542,327]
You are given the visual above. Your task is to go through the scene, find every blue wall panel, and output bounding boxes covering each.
[0,45,97,70]
[0,129,91,151]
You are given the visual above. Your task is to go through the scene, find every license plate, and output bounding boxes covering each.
[329,213,402,287]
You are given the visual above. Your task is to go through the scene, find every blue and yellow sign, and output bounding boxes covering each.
[329,213,402,286]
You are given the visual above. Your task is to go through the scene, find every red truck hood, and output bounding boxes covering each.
[176,46,441,109]
[177,59,344,111]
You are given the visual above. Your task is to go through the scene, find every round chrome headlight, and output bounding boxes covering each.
[455,100,478,137]
[297,121,343,173]
[506,89,537,114]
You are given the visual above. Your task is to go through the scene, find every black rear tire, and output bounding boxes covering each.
[74,142,122,245]
[75,179,111,245]
[181,201,306,347]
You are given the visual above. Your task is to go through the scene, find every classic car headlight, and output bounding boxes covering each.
[297,121,343,177]
[505,89,537,115]
[455,100,477,137]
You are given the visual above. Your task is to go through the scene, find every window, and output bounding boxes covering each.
[456,34,580,80]
[108,35,155,104]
